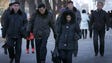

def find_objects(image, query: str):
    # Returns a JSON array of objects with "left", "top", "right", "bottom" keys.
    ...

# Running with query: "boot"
[
  {"left": 26, "top": 49, "right": 29, "bottom": 54},
  {"left": 32, "top": 48, "right": 35, "bottom": 53}
]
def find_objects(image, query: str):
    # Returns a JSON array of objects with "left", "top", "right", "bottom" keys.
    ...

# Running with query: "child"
[{"left": 26, "top": 32, "right": 35, "bottom": 54}]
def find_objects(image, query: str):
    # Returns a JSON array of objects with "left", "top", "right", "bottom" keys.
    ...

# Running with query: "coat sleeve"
[
  {"left": 1, "top": 10, "right": 7, "bottom": 27},
  {"left": 49, "top": 13, "right": 57, "bottom": 39},
  {"left": 90, "top": 12, "right": 94, "bottom": 30},
  {"left": 23, "top": 13, "right": 27, "bottom": 26},
  {"left": 104, "top": 11, "right": 110, "bottom": 30},
  {"left": 2, "top": 12, "right": 9, "bottom": 38},
  {"left": 21, "top": 12, "right": 28, "bottom": 38},
  {"left": 55, "top": 15, "right": 62, "bottom": 47},
  {"left": 74, "top": 22, "right": 81, "bottom": 40},
  {"left": 76, "top": 10, "right": 81, "bottom": 24}
]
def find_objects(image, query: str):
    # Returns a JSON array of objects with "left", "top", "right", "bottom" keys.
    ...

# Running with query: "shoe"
[
  {"left": 100, "top": 53, "right": 104, "bottom": 57},
  {"left": 32, "top": 48, "right": 35, "bottom": 53},
  {"left": 95, "top": 53, "right": 98, "bottom": 56},
  {"left": 4, "top": 48, "right": 7, "bottom": 55},
  {"left": 74, "top": 54, "right": 77, "bottom": 57},
  {"left": 26, "top": 49, "right": 29, "bottom": 54}
]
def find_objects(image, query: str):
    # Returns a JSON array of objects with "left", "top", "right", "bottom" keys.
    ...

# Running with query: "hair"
[
  {"left": 36, "top": 9, "right": 48, "bottom": 16},
  {"left": 67, "top": 1, "right": 73, "bottom": 4},
  {"left": 38, "top": 3, "right": 46, "bottom": 8},
  {"left": 97, "top": 1, "right": 104, "bottom": 6},
  {"left": 60, "top": 10, "right": 76, "bottom": 25},
  {"left": 82, "top": 9, "right": 86, "bottom": 13},
  {"left": 9, "top": 3, "right": 13, "bottom": 6},
  {"left": 36, "top": 3, "right": 49, "bottom": 16},
  {"left": 12, "top": 2, "right": 20, "bottom": 5}
]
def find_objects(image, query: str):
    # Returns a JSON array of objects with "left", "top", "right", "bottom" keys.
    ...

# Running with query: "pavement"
[{"left": 0, "top": 29, "right": 112, "bottom": 63}]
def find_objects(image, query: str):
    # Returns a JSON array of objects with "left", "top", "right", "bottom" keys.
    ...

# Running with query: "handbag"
[
  {"left": 51, "top": 47, "right": 61, "bottom": 63},
  {"left": 26, "top": 33, "right": 34, "bottom": 40}
]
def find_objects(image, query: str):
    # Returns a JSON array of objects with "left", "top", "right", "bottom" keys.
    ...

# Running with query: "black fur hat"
[{"left": 12, "top": 2, "right": 20, "bottom": 5}]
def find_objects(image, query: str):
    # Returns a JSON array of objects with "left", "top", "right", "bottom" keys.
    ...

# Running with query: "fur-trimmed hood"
[
  {"left": 66, "top": 7, "right": 77, "bottom": 12},
  {"left": 10, "top": 9, "right": 23, "bottom": 15},
  {"left": 60, "top": 10, "right": 76, "bottom": 25}
]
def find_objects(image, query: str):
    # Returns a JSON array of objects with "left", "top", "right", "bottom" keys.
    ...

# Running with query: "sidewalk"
[{"left": 0, "top": 30, "right": 112, "bottom": 63}]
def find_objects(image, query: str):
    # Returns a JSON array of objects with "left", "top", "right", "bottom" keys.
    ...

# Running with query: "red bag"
[{"left": 26, "top": 33, "right": 34, "bottom": 40}]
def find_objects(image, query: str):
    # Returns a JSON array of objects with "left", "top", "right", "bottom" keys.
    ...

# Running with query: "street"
[{"left": 0, "top": 30, "right": 112, "bottom": 63}]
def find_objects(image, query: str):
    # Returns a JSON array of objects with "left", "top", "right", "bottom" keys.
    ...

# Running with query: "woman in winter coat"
[
  {"left": 56, "top": 10, "right": 81, "bottom": 63},
  {"left": 80, "top": 9, "right": 90, "bottom": 39}
]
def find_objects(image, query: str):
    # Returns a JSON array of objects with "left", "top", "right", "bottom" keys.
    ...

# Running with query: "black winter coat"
[
  {"left": 57, "top": 22, "right": 81, "bottom": 50},
  {"left": 28, "top": 10, "right": 56, "bottom": 39},
  {"left": 90, "top": 9, "right": 109, "bottom": 31},
  {"left": 3, "top": 9, "right": 27, "bottom": 38}
]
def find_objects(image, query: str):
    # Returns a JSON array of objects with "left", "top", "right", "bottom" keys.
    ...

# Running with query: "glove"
[
  {"left": 106, "top": 27, "right": 109, "bottom": 31},
  {"left": 74, "top": 33, "right": 81, "bottom": 40},
  {"left": 1, "top": 28, "right": 6, "bottom": 38},
  {"left": 54, "top": 33, "right": 57, "bottom": 40}
]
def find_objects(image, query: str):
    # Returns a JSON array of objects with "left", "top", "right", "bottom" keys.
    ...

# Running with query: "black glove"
[
  {"left": 106, "top": 27, "right": 109, "bottom": 31},
  {"left": 1, "top": 28, "right": 6, "bottom": 38},
  {"left": 74, "top": 33, "right": 81, "bottom": 40},
  {"left": 54, "top": 33, "right": 57, "bottom": 40}
]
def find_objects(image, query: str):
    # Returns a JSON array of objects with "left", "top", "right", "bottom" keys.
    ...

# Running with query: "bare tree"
[
  {"left": 45, "top": 0, "right": 51, "bottom": 10},
  {"left": 19, "top": 0, "right": 25, "bottom": 11},
  {"left": 15, "top": 0, "right": 25, "bottom": 11},
  {"left": 26, "top": 0, "right": 36, "bottom": 15},
  {"left": 37, "top": 0, "right": 42, "bottom": 5},
  {"left": 57, "top": 0, "right": 63, "bottom": 13}
]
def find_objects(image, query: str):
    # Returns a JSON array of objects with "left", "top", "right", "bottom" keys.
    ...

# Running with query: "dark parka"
[
  {"left": 28, "top": 9, "right": 56, "bottom": 39},
  {"left": 56, "top": 11, "right": 81, "bottom": 50},
  {"left": 2, "top": 9, "right": 27, "bottom": 38},
  {"left": 1, "top": 8, "right": 11, "bottom": 27},
  {"left": 90, "top": 9, "right": 109, "bottom": 31},
  {"left": 1, "top": 8, "right": 11, "bottom": 38}
]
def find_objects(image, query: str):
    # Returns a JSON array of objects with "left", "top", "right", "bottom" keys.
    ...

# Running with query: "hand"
[
  {"left": 54, "top": 34, "right": 57, "bottom": 39},
  {"left": 106, "top": 27, "right": 109, "bottom": 31},
  {"left": 74, "top": 33, "right": 81, "bottom": 40}
]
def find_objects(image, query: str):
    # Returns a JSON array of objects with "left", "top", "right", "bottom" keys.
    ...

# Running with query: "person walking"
[
  {"left": 65, "top": 1, "right": 81, "bottom": 57},
  {"left": 26, "top": 32, "right": 35, "bottom": 54},
  {"left": 56, "top": 10, "right": 81, "bottom": 63},
  {"left": 2, "top": 2, "right": 27, "bottom": 63},
  {"left": 27, "top": 3, "right": 56, "bottom": 63},
  {"left": 90, "top": 2, "right": 109, "bottom": 56},
  {"left": 1, "top": 3, "right": 14, "bottom": 55},
  {"left": 80, "top": 9, "right": 89, "bottom": 39}
]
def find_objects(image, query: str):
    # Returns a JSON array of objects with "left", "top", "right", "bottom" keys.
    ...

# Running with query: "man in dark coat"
[
  {"left": 90, "top": 2, "right": 109, "bottom": 56},
  {"left": 2, "top": 2, "right": 27, "bottom": 63},
  {"left": 1, "top": 3, "right": 13, "bottom": 55},
  {"left": 28, "top": 3, "right": 56, "bottom": 63}
]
